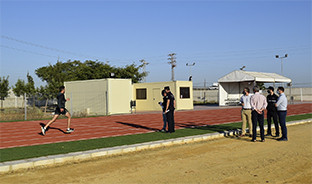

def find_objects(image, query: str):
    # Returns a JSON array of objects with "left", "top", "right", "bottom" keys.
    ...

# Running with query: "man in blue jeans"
[{"left": 275, "top": 86, "right": 288, "bottom": 141}]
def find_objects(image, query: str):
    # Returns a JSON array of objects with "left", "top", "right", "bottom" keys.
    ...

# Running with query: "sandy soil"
[{"left": 1, "top": 123, "right": 312, "bottom": 184}]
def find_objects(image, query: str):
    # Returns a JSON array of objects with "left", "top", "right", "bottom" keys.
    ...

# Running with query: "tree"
[
  {"left": 36, "top": 85, "right": 51, "bottom": 113},
  {"left": 26, "top": 72, "right": 35, "bottom": 96},
  {"left": 0, "top": 76, "right": 10, "bottom": 109},
  {"left": 256, "top": 82, "right": 266, "bottom": 90},
  {"left": 35, "top": 60, "right": 147, "bottom": 95},
  {"left": 12, "top": 79, "right": 27, "bottom": 98}
]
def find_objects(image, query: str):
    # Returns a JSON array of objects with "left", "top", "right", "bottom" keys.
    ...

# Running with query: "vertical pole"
[
  {"left": 281, "top": 58, "right": 283, "bottom": 76},
  {"left": 24, "top": 93, "right": 27, "bottom": 120},
  {"left": 289, "top": 84, "right": 292, "bottom": 104},
  {"left": 70, "top": 92, "right": 73, "bottom": 116},
  {"left": 300, "top": 88, "right": 303, "bottom": 102},
  {"left": 105, "top": 91, "right": 108, "bottom": 115},
  {"left": 171, "top": 65, "right": 174, "bottom": 81},
  {"left": 168, "top": 53, "right": 176, "bottom": 81}
]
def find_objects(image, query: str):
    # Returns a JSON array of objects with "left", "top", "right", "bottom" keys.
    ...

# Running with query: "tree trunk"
[{"left": 44, "top": 98, "right": 48, "bottom": 114}]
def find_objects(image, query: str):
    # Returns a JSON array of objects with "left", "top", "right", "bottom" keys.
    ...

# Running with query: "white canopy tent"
[{"left": 218, "top": 70, "right": 292, "bottom": 106}]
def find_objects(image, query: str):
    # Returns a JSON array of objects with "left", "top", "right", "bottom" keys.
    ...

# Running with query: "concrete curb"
[{"left": 1, "top": 118, "right": 311, "bottom": 174}]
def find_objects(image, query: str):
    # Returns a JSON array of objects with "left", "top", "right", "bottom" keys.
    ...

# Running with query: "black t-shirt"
[
  {"left": 57, "top": 92, "right": 66, "bottom": 109},
  {"left": 165, "top": 92, "right": 175, "bottom": 110},
  {"left": 162, "top": 96, "right": 167, "bottom": 112},
  {"left": 267, "top": 93, "right": 278, "bottom": 111}
]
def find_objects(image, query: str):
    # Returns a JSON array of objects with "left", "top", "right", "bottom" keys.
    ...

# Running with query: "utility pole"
[
  {"left": 168, "top": 53, "right": 177, "bottom": 81},
  {"left": 140, "top": 59, "right": 149, "bottom": 83}
]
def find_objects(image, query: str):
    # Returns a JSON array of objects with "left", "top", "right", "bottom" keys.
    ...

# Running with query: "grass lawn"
[{"left": 0, "top": 113, "right": 311, "bottom": 162}]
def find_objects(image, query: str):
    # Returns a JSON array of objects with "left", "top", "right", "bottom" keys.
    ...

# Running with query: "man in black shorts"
[{"left": 41, "top": 86, "right": 74, "bottom": 135}]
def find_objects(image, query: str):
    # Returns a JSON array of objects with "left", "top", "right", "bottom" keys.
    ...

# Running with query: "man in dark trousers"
[
  {"left": 159, "top": 89, "right": 168, "bottom": 132},
  {"left": 41, "top": 86, "right": 74, "bottom": 135},
  {"left": 275, "top": 86, "right": 288, "bottom": 141},
  {"left": 250, "top": 86, "right": 267, "bottom": 142},
  {"left": 164, "top": 86, "right": 176, "bottom": 133},
  {"left": 266, "top": 86, "right": 279, "bottom": 137}
]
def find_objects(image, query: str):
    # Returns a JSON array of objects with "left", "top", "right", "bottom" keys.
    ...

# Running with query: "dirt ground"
[{"left": 1, "top": 123, "right": 312, "bottom": 184}]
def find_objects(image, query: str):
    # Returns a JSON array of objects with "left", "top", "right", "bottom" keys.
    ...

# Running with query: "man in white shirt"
[
  {"left": 275, "top": 86, "right": 288, "bottom": 141},
  {"left": 240, "top": 87, "right": 253, "bottom": 137}
]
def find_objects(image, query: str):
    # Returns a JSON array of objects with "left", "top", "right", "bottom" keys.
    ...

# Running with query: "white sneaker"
[
  {"left": 66, "top": 128, "right": 74, "bottom": 133},
  {"left": 41, "top": 126, "right": 46, "bottom": 135}
]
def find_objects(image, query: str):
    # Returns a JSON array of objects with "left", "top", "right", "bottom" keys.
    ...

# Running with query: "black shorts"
[{"left": 55, "top": 107, "right": 68, "bottom": 115}]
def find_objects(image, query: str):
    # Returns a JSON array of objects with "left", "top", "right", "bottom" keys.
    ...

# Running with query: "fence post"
[
  {"left": 300, "top": 88, "right": 303, "bottom": 102},
  {"left": 24, "top": 93, "right": 27, "bottom": 120}
]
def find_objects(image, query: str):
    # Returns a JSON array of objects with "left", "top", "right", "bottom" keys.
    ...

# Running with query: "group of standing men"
[
  {"left": 240, "top": 86, "right": 288, "bottom": 142},
  {"left": 159, "top": 86, "right": 176, "bottom": 133}
]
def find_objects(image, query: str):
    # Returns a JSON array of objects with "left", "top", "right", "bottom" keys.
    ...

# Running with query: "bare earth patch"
[{"left": 1, "top": 123, "right": 312, "bottom": 184}]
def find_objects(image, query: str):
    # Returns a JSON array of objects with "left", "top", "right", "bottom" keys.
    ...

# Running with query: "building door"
[{"left": 152, "top": 88, "right": 162, "bottom": 110}]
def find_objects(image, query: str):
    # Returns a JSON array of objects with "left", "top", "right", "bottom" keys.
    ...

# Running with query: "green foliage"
[
  {"left": 35, "top": 60, "right": 147, "bottom": 95},
  {"left": 12, "top": 73, "right": 37, "bottom": 98},
  {"left": 0, "top": 76, "right": 10, "bottom": 108},
  {"left": 12, "top": 79, "right": 26, "bottom": 97},
  {"left": 256, "top": 82, "right": 266, "bottom": 90},
  {"left": 0, "top": 76, "right": 10, "bottom": 101},
  {"left": 26, "top": 72, "right": 35, "bottom": 96}
]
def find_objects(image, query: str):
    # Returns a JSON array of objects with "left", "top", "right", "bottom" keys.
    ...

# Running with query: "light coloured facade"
[
  {"left": 64, "top": 78, "right": 132, "bottom": 115},
  {"left": 133, "top": 81, "right": 193, "bottom": 111},
  {"left": 64, "top": 79, "right": 193, "bottom": 115}
]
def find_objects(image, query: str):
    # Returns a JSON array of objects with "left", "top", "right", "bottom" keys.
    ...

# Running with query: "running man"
[{"left": 41, "top": 86, "right": 74, "bottom": 135}]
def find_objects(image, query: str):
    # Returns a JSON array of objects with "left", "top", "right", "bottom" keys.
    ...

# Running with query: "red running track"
[{"left": 0, "top": 103, "right": 311, "bottom": 149}]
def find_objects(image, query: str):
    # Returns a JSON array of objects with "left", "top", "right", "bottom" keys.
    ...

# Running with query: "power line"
[{"left": 1, "top": 45, "right": 68, "bottom": 60}]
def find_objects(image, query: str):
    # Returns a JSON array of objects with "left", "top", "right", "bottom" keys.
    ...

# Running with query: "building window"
[
  {"left": 136, "top": 88, "right": 147, "bottom": 99},
  {"left": 180, "top": 87, "right": 190, "bottom": 99}
]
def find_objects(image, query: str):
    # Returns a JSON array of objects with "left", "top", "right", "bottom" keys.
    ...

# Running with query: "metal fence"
[{"left": 1, "top": 86, "right": 311, "bottom": 122}]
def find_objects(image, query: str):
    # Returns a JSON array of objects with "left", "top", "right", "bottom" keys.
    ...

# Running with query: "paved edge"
[{"left": 1, "top": 118, "right": 311, "bottom": 174}]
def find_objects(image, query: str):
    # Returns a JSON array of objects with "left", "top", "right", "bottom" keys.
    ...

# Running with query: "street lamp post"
[
  {"left": 275, "top": 54, "right": 288, "bottom": 76},
  {"left": 186, "top": 62, "right": 195, "bottom": 81}
]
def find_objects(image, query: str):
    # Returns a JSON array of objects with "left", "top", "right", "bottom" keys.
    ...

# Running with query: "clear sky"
[{"left": 1, "top": 0, "right": 311, "bottom": 88}]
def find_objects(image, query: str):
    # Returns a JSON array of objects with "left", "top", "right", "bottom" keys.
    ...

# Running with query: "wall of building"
[
  {"left": 195, "top": 87, "right": 312, "bottom": 106},
  {"left": 107, "top": 79, "right": 132, "bottom": 115},
  {"left": 175, "top": 81, "right": 194, "bottom": 110},
  {"left": 65, "top": 79, "right": 108, "bottom": 116},
  {"left": 133, "top": 81, "right": 175, "bottom": 111},
  {"left": 2, "top": 89, "right": 24, "bottom": 108},
  {"left": 133, "top": 81, "right": 193, "bottom": 111}
]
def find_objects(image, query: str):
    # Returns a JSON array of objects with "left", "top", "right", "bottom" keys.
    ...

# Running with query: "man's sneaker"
[
  {"left": 66, "top": 128, "right": 74, "bottom": 133},
  {"left": 41, "top": 126, "right": 46, "bottom": 135}
]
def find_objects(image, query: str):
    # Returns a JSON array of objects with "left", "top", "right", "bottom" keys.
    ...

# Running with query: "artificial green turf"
[{"left": 0, "top": 113, "right": 311, "bottom": 162}]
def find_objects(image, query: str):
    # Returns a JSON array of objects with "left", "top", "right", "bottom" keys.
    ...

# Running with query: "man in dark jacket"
[
  {"left": 41, "top": 86, "right": 74, "bottom": 135},
  {"left": 164, "top": 86, "right": 176, "bottom": 133},
  {"left": 159, "top": 89, "right": 168, "bottom": 132},
  {"left": 266, "top": 86, "right": 279, "bottom": 137}
]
